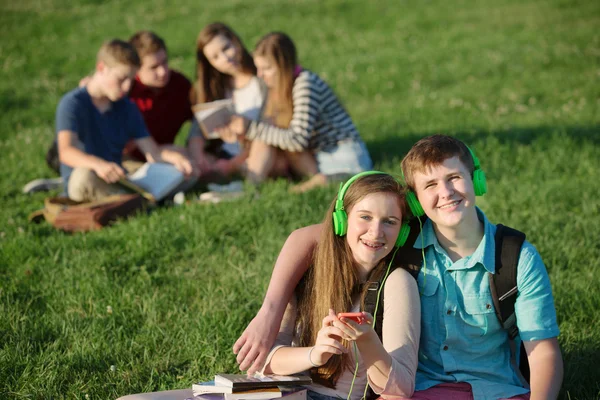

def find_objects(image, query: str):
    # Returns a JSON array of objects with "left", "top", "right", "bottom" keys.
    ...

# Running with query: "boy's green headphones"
[
  {"left": 332, "top": 171, "right": 411, "bottom": 248},
  {"left": 405, "top": 146, "right": 487, "bottom": 217}
]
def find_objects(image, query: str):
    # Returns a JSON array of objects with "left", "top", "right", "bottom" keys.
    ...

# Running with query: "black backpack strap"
[
  {"left": 490, "top": 223, "right": 529, "bottom": 386},
  {"left": 364, "top": 218, "right": 424, "bottom": 339}
]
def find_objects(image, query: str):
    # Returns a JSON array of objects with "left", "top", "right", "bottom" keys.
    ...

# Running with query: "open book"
[
  {"left": 119, "top": 162, "right": 184, "bottom": 202},
  {"left": 193, "top": 99, "right": 235, "bottom": 139}
]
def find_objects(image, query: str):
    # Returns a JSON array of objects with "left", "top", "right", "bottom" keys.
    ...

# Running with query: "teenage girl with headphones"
[{"left": 260, "top": 172, "right": 419, "bottom": 400}]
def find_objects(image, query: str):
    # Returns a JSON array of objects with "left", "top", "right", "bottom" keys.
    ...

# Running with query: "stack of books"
[{"left": 192, "top": 374, "right": 311, "bottom": 400}]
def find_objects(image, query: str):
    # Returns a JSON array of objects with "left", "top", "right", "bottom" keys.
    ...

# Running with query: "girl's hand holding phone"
[
  {"left": 335, "top": 311, "right": 376, "bottom": 343},
  {"left": 310, "top": 310, "right": 348, "bottom": 367}
]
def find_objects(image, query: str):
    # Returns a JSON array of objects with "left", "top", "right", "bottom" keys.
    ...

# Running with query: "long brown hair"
[
  {"left": 295, "top": 173, "right": 407, "bottom": 387},
  {"left": 254, "top": 32, "right": 296, "bottom": 127},
  {"left": 192, "top": 22, "right": 256, "bottom": 104}
]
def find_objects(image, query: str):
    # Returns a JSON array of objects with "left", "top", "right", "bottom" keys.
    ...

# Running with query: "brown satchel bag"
[{"left": 29, "top": 194, "right": 147, "bottom": 232}]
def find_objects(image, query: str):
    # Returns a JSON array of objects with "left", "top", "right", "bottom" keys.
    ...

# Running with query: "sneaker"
[
  {"left": 22, "top": 177, "right": 63, "bottom": 194},
  {"left": 197, "top": 190, "right": 245, "bottom": 204}
]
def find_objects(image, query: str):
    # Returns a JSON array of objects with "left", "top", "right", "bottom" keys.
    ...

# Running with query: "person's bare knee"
[{"left": 246, "top": 140, "right": 278, "bottom": 183}]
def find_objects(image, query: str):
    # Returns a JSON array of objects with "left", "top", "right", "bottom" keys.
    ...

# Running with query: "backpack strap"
[
  {"left": 364, "top": 218, "right": 424, "bottom": 339},
  {"left": 489, "top": 223, "right": 530, "bottom": 386}
]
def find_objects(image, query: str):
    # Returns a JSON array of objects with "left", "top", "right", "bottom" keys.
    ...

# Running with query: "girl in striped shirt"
[{"left": 219, "top": 32, "right": 373, "bottom": 191}]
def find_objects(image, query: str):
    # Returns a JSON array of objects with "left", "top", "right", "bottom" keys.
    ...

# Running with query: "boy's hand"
[
  {"left": 173, "top": 154, "right": 195, "bottom": 177},
  {"left": 162, "top": 152, "right": 196, "bottom": 178},
  {"left": 310, "top": 310, "right": 347, "bottom": 367},
  {"left": 93, "top": 160, "right": 125, "bottom": 183},
  {"left": 335, "top": 312, "right": 376, "bottom": 343},
  {"left": 233, "top": 309, "right": 281, "bottom": 375}
]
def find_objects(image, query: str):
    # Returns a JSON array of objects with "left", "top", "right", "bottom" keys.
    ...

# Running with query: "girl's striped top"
[{"left": 246, "top": 70, "right": 362, "bottom": 152}]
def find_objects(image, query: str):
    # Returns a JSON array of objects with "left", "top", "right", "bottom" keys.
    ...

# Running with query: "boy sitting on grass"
[
  {"left": 234, "top": 135, "right": 563, "bottom": 400},
  {"left": 56, "top": 39, "right": 195, "bottom": 202}
]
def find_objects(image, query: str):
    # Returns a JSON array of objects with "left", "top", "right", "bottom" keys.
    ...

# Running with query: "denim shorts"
[{"left": 316, "top": 139, "right": 373, "bottom": 177}]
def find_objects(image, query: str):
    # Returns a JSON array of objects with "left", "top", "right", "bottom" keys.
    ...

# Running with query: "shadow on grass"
[
  {"left": 367, "top": 124, "right": 600, "bottom": 166},
  {"left": 561, "top": 342, "right": 600, "bottom": 399}
]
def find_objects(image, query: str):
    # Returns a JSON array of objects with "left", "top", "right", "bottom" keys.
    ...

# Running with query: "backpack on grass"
[
  {"left": 28, "top": 193, "right": 147, "bottom": 232},
  {"left": 363, "top": 220, "right": 529, "bottom": 388}
]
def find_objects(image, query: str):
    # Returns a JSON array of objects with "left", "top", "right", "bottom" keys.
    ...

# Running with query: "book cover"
[
  {"left": 192, "top": 99, "right": 235, "bottom": 140},
  {"left": 119, "top": 162, "right": 185, "bottom": 202},
  {"left": 192, "top": 386, "right": 306, "bottom": 400},
  {"left": 213, "top": 374, "right": 312, "bottom": 390}
]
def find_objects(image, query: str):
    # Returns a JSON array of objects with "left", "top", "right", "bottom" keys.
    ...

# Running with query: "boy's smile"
[{"left": 413, "top": 156, "right": 477, "bottom": 230}]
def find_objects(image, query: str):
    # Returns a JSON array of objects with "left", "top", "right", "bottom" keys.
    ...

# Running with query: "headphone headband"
[{"left": 335, "top": 170, "right": 386, "bottom": 212}]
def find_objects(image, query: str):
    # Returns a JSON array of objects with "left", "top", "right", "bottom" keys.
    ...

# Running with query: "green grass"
[{"left": 1, "top": 0, "right": 599, "bottom": 398}]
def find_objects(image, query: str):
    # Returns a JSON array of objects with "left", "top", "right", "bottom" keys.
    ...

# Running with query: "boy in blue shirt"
[
  {"left": 233, "top": 135, "right": 563, "bottom": 400},
  {"left": 56, "top": 39, "right": 195, "bottom": 201}
]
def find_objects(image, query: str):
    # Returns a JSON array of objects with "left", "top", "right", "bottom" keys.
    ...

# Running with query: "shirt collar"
[{"left": 412, "top": 207, "right": 497, "bottom": 273}]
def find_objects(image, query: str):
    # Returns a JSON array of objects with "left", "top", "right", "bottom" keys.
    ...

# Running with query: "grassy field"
[{"left": 1, "top": 0, "right": 599, "bottom": 398}]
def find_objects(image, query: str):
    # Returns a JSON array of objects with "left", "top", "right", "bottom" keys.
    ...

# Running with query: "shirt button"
[
  {"left": 486, "top": 303, "right": 492, "bottom": 309},
  {"left": 443, "top": 345, "right": 449, "bottom": 351},
  {"left": 446, "top": 309, "right": 452, "bottom": 315}
]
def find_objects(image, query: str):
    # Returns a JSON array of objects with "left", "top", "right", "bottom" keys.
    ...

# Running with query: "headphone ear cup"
[
  {"left": 472, "top": 169, "right": 487, "bottom": 196},
  {"left": 332, "top": 209, "right": 348, "bottom": 236},
  {"left": 395, "top": 223, "right": 411, "bottom": 247},
  {"left": 406, "top": 191, "right": 425, "bottom": 217}
]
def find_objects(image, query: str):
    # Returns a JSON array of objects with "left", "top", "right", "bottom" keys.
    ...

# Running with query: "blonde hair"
[
  {"left": 295, "top": 173, "right": 407, "bottom": 387},
  {"left": 129, "top": 31, "right": 167, "bottom": 58},
  {"left": 254, "top": 32, "right": 296, "bottom": 128},
  {"left": 96, "top": 39, "right": 141, "bottom": 68},
  {"left": 192, "top": 22, "right": 256, "bottom": 104}
]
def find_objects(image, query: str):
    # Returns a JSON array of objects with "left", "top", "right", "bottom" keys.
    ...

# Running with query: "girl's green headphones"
[
  {"left": 332, "top": 171, "right": 411, "bottom": 247},
  {"left": 405, "top": 146, "right": 487, "bottom": 217}
]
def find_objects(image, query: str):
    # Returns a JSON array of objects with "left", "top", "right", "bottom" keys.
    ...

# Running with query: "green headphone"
[
  {"left": 332, "top": 171, "right": 411, "bottom": 248},
  {"left": 405, "top": 146, "right": 487, "bottom": 217}
]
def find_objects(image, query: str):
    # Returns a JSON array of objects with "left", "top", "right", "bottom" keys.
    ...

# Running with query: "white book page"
[{"left": 126, "top": 162, "right": 185, "bottom": 201}]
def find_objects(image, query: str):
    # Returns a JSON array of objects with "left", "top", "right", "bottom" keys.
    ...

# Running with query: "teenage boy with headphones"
[{"left": 234, "top": 135, "right": 563, "bottom": 400}]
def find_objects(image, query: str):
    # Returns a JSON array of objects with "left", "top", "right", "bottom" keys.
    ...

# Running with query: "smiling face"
[
  {"left": 345, "top": 192, "right": 403, "bottom": 275},
  {"left": 203, "top": 34, "right": 240, "bottom": 75},
  {"left": 254, "top": 55, "right": 279, "bottom": 88},
  {"left": 412, "top": 155, "right": 477, "bottom": 230},
  {"left": 137, "top": 49, "right": 170, "bottom": 88}
]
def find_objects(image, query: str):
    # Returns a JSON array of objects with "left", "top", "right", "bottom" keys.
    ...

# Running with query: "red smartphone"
[{"left": 337, "top": 312, "right": 365, "bottom": 324}]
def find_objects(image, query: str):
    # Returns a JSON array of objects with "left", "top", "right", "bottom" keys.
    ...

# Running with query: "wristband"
[{"left": 307, "top": 346, "right": 319, "bottom": 368}]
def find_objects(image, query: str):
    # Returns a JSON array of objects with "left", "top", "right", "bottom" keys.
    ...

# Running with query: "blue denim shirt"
[{"left": 414, "top": 208, "right": 560, "bottom": 400}]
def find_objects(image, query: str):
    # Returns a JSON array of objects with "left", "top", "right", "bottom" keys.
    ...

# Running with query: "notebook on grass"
[{"left": 119, "top": 162, "right": 184, "bottom": 202}]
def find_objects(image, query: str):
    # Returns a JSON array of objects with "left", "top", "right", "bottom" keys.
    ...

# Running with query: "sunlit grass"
[{"left": 1, "top": 0, "right": 599, "bottom": 399}]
